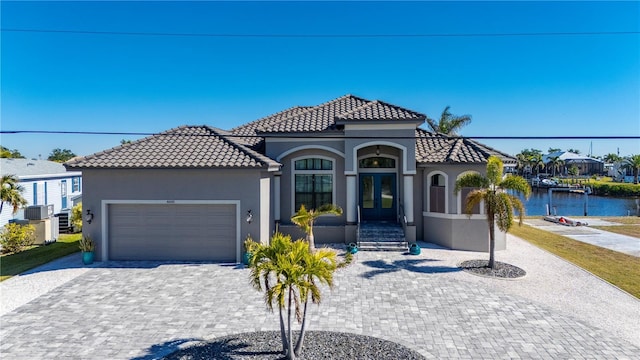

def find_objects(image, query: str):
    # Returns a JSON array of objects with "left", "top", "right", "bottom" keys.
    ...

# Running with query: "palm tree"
[
  {"left": 454, "top": 156, "right": 531, "bottom": 269},
  {"left": 603, "top": 153, "right": 622, "bottom": 164},
  {"left": 0, "top": 175, "right": 27, "bottom": 215},
  {"left": 247, "top": 232, "right": 339, "bottom": 359},
  {"left": 549, "top": 156, "right": 565, "bottom": 177},
  {"left": 515, "top": 153, "right": 529, "bottom": 176},
  {"left": 425, "top": 106, "right": 472, "bottom": 135},
  {"left": 530, "top": 154, "right": 545, "bottom": 175},
  {"left": 625, "top": 155, "right": 640, "bottom": 184},
  {"left": 291, "top": 204, "right": 342, "bottom": 250}
]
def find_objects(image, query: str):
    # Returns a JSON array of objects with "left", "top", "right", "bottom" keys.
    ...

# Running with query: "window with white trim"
[
  {"left": 293, "top": 158, "right": 333, "bottom": 211},
  {"left": 72, "top": 177, "right": 81, "bottom": 192}
]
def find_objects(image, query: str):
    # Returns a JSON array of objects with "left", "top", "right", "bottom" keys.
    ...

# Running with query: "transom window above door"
[
  {"left": 359, "top": 157, "right": 395, "bottom": 168},
  {"left": 295, "top": 158, "right": 332, "bottom": 170}
]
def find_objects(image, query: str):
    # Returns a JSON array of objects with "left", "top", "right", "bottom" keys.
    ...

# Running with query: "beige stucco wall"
[{"left": 81, "top": 168, "right": 270, "bottom": 261}]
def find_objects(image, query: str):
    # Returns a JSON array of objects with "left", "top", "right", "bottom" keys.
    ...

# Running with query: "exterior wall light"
[
  {"left": 246, "top": 210, "right": 253, "bottom": 224},
  {"left": 85, "top": 209, "right": 94, "bottom": 224}
]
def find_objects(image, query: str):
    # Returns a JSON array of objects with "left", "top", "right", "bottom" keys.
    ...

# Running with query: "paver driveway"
[{"left": 1, "top": 237, "right": 639, "bottom": 359}]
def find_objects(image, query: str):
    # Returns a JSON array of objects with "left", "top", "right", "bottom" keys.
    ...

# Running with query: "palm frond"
[
  {"left": 454, "top": 173, "right": 489, "bottom": 193},
  {"left": 463, "top": 189, "right": 486, "bottom": 216},
  {"left": 499, "top": 175, "right": 531, "bottom": 198}
]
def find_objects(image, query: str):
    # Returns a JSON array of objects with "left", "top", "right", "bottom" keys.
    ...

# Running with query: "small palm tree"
[
  {"left": 0, "top": 175, "right": 27, "bottom": 215},
  {"left": 248, "top": 232, "right": 339, "bottom": 359},
  {"left": 455, "top": 156, "right": 531, "bottom": 269},
  {"left": 291, "top": 204, "right": 342, "bottom": 250},
  {"left": 426, "top": 106, "right": 472, "bottom": 135}
]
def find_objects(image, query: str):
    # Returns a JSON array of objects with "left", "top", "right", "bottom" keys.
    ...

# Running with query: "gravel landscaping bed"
[
  {"left": 459, "top": 259, "right": 526, "bottom": 279},
  {"left": 163, "top": 331, "right": 425, "bottom": 360}
]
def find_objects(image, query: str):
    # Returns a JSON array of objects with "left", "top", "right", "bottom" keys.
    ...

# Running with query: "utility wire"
[
  {"left": 2, "top": 28, "right": 638, "bottom": 38},
  {"left": 1, "top": 130, "right": 638, "bottom": 140}
]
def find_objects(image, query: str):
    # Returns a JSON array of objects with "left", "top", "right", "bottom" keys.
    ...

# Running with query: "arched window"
[
  {"left": 428, "top": 172, "right": 447, "bottom": 213},
  {"left": 293, "top": 157, "right": 334, "bottom": 211}
]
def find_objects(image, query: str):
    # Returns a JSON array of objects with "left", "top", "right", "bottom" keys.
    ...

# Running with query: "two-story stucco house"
[{"left": 65, "top": 95, "right": 515, "bottom": 262}]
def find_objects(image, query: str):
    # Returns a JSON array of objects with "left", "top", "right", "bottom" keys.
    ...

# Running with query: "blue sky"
[{"left": 2, "top": 1, "right": 639, "bottom": 160}]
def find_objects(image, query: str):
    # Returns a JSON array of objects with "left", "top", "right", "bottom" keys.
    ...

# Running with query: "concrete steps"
[{"left": 357, "top": 222, "right": 408, "bottom": 252}]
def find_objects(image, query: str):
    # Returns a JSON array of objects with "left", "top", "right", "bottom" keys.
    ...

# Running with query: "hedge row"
[{"left": 589, "top": 183, "right": 640, "bottom": 197}]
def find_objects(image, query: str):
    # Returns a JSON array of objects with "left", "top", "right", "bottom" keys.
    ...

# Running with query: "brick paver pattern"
[{"left": 1, "top": 251, "right": 638, "bottom": 359}]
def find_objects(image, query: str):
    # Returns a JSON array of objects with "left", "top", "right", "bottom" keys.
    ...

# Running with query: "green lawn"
[
  {"left": 0, "top": 233, "right": 81, "bottom": 282},
  {"left": 511, "top": 224, "right": 640, "bottom": 299}
]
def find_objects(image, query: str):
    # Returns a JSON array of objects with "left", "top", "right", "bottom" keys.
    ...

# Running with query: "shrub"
[
  {"left": 71, "top": 203, "right": 82, "bottom": 232},
  {"left": 590, "top": 183, "right": 640, "bottom": 197},
  {"left": 0, "top": 223, "right": 36, "bottom": 254}
]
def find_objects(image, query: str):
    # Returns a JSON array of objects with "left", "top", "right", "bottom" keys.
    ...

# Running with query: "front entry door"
[{"left": 360, "top": 173, "right": 396, "bottom": 221}]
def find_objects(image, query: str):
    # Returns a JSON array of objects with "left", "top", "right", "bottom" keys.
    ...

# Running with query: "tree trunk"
[
  {"left": 287, "top": 287, "right": 295, "bottom": 359},
  {"left": 294, "top": 297, "right": 309, "bottom": 356},
  {"left": 635, "top": 167, "right": 639, "bottom": 185},
  {"left": 307, "top": 226, "right": 315, "bottom": 251},
  {"left": 279, "top": 306, "right": 288, "bottom": 355},
  {"left": 488, "top": 214, "right": 496, "bottom": 269}
]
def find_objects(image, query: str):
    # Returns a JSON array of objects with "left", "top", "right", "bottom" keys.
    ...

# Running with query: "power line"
[
  {"left": 1, "top": 130, "right": 638, "bottom": 140},
  {"left": 2, "top": 28, "right": 638, "bottom": 38}
]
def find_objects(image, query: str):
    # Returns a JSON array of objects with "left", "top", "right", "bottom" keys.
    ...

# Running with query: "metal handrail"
[{"left": 398, "top": 203, "right": 408, "bottom": 227}]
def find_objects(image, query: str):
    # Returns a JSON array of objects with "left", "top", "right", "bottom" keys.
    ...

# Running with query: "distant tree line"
[{"left": 0, "top": 146, "right": 77, "bottom": 163}]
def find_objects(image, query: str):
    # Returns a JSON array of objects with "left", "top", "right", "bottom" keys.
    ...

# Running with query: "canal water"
[{"left": 521, "top": 189, "right": 639, "bottom": 217}]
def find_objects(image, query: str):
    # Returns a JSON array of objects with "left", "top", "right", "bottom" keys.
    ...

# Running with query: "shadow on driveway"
[{"left": 360, "top": 258, "right": 460, "bottom": 279}]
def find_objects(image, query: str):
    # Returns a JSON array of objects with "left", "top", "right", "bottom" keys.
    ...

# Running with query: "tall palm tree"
[
  {"left": 625, "top": 154, "right": 640, "bottom": 184},
  {"left": 291, "top": 204, "right": 342, "bottom": 250},
  {"left": 530, "top": 154, "right": 545, "bottom": 175},
  {"left": 515, "top": 153, "right": 529, "bottom": 176},
  {"left": 248, "top": 232, "right": 339, "bottom": 359},
  {"left": 0, "top": 175, "right": 27, "bottom": 215},
  {"left": 426, "top": 106, "right": 472, "bottom": 135},
  {"left": 549, "top": 156, "right": 565, "bottom": 177},
  {"left": 455, "top": 156, "right": 531, "bottom": 269}
]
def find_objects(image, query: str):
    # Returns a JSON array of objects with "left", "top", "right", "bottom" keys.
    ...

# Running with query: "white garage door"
[{"left": 108, "top": 203, "right": 237, "bottom": 262}]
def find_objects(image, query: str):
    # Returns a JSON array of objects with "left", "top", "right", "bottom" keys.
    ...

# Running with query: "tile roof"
[
  {"left": 335, "top": 100, "right": 425, "bottom": 122},
  {"left": 256, "top": 94, "right": 370, "bottom": 133},
  {"left": 65, "top": 95, "right": 514, "bottom": 170},
  {"left": 415, "top": 129, "right": 515, "bottom": 165},
  {"left": 230, "top": 105, "right": 312, "bottom": 148},
  {"left": 233, "top": 94, "right": 425, "bottom": 136},
  {"left": 64, "top": 126, "right": 280, "bottom": 170}
]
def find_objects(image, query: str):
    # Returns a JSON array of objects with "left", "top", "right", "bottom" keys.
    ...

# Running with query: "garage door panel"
[{"left": 109, "top": 203, "right": 237, "bottom": 262}]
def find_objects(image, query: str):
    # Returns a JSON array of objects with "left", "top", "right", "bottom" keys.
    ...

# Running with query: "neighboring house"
[
  {"left": 0, "top": 159, "right": 82, "bottom": 227},
  {"left": 543, "top": 151, "right": 604, "bottom": 176},
  {"left": 65, "top": 94, "right": 515, "bottom": 262}
]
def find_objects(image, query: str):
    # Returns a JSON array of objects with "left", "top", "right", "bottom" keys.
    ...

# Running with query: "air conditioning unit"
[{"left": 25, "top": 205, "right": 54, "bottom": 220}]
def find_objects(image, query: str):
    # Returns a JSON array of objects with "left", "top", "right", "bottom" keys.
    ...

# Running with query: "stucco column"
[
  {"left": 346, "top": 174, "right": 357, "bottom": 224},
  {"left": 274, "top": 174, "right": 281, "bottom": 222},
  {"left": 403, "top": 175, "right": 414, "bottom": 224}
]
